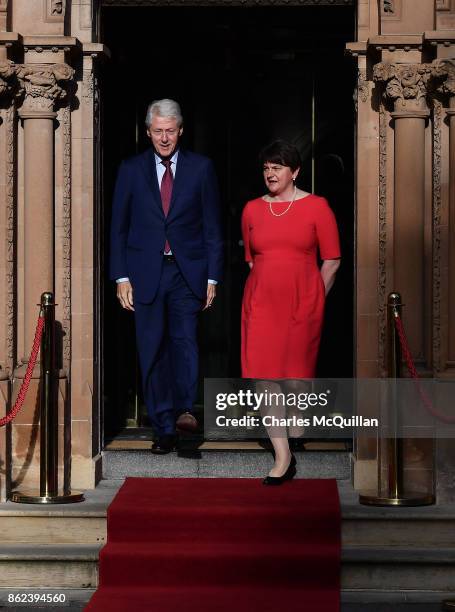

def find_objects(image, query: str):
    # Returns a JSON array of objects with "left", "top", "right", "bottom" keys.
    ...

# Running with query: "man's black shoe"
[{"left": 151, "top": 435, "right": 177, "bottom": 454}]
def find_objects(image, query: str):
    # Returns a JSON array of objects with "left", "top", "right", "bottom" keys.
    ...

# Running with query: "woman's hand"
[{"left": 320, "top": 259, "right": 340, "bottom": 296}]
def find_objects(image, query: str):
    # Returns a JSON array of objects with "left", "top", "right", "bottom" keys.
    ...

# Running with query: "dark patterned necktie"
[{"left": 160, "top": 159, "right": 173, "bottom": 253}]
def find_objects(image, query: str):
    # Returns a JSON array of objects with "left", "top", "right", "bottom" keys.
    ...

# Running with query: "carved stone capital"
[
  {"left": 0, "top": 60, "right": 21, "bottom": 100},
  {"left": 373, "top": 61, "right": 448, "bottom": 112},
  {"left": 434, "top": 59, "right": 455, "bottom": 99},
  {"left": 16, "top": 63, "right": 75, "bottom": 115}
]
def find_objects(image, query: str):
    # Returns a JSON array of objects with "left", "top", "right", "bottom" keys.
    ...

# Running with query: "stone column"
[
  {"left": 373, "top": 62, "right": 445, "bottom": 368},
  {"left": 16, "top": 64, "right": 74, "bottom": 360},
  {"left": 10, "top": 63, "right": 74, "bottom": 492},
  {"left": 373, "top": 61, "right": 447, "bottom": 496}
]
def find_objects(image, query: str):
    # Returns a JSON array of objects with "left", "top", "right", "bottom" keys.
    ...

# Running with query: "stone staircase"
[{"left": 0, "top": 450, "right": 453, "bottom": 610}]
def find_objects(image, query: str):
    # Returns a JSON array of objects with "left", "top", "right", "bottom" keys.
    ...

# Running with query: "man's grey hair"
[{"left": 145, "top": 99, "right": 183, "bottom": 128}]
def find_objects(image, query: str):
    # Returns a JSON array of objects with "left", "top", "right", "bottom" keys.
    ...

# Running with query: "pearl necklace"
[{"left": 268, "top": 186, "right": 297, "bottom": 217}]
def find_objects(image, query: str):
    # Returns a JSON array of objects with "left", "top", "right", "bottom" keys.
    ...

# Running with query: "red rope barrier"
[
  {"left": 0, "top": 314, "right": 45, "bottom": 428},
  {"left": 394, "top": 314, "right": 455, "bottom": 424}
]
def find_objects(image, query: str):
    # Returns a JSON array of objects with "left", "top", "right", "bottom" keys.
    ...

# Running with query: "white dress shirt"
[{"left": 117, "top": 150, "right": 216, "bottom": 285}]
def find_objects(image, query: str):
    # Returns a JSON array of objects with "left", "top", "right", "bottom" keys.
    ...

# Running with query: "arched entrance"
[{"left": 99, "top": 3, "right": 356, "bottom": 439}]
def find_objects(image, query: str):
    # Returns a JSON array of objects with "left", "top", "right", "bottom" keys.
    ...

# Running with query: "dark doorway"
[{"left": 100, "top": 5, "right": 356, "bottom": 438}]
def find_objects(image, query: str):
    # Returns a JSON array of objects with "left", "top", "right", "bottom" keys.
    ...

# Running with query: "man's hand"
[
  {"left": 202, "top": 283, "right": 216, "bottom": 310},
  {"left": 117, "top": 280, "right": 134, "bottom": 311}
]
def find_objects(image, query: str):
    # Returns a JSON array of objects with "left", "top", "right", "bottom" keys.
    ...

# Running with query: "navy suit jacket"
[{"left": 109, "top": 148, "right": 224, "bottom": 304}]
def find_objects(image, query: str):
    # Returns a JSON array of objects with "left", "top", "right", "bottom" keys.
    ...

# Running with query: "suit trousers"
[{"left": 134, "top": 260, "right": 202, "bottom": 436}]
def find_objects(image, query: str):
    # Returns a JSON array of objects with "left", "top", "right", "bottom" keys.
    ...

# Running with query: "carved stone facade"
[
  {"left": 0, "top": 55, "right": 78, "bottom": 498},
  {"left": 368, "top": 57, "right": 454, "bottom": 373},
  {"left": 433, "top": 98, "right": 443, "bottom": 373},
  {"left": 382, "top": 0, "right": 395, "bottom": 14},
  {"left": 51, "top": 0, "right": 64, "bottom": 15},
  {"left": 45, "top": 0, "right": 66, "bottom": 23},
  {"left": 355, "top": 68, "right": 369, "bottom": 111},
  {"left": 0, "top": 66, "right": 18, "bottom": 377},
  {"left": 0, "top": 0, "right": 454, "bottom": 503},
  {"left": 5, "top": 106, "right": 15, "bottom": 368},
  {"left": 345, "top": 2, "right": 455, "bottom": 495},
  {"left": 373, "top": 61, "right": 448, "bottom": 110},
  {"left": 377, "top": 103, "right": 387, "bottom": 376},
  {"left": 436, "top": 58, "right": 455, "bottom": 96},
  {"left": 61, "top": 104, "right": 71, "bottom": 368},
  {"left": 16, "top": 63, "right": 74, "bottom": 113},
  {"left": 0, "top": 61, "right": 20, "bottom": 99},
  {"left": 381, "top": 0, "right": 402, "bottom": 21}
]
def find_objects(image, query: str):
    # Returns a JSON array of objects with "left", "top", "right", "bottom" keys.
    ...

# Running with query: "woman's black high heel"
[{"left": 263, "top": 454, "right": 296, "bottom": 486}]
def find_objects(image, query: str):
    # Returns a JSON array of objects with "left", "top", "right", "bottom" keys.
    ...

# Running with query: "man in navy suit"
[{"left": 110, "top": 99, "right": 223, "bottom": 453}]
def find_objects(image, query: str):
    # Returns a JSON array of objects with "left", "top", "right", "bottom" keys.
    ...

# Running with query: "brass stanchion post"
[
  {"left": 11, "top": 293, "right": 84, "bottom": 504},
  {"left": 40, "top": 291, "right": 57, "bottom": 498},
  {"left": 359, "top": 292, "right": 434, "bottom": 506}
]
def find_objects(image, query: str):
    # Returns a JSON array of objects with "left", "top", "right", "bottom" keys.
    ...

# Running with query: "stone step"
[
  {"left": 344, "top": 545, "right": 455, "bottom": 594},
  {"left": 342, "top": 546, "right": 455, "bottom": 591},
  {"left": 1, "top": 509, "right": 453, "bottom": 548},
  {"left": 105, "top": 438, "right": 349, "bottom": 451},
  {"left": 342, "top": 598, "right": 450, "bottom": 611},
  {"left": 1, "top": 480, "right": 454, "bottom": 549},
  {"left": 0, "top": 589, "right": 95, "bottom": 611},
  {"left": 0, "top": 588, "right": 452, "bottom": 611},
  {"left": 0, "top": 481, "right": 118, "bottom": 545},
  {"left": 343, "top": 516, "right": 455, "bottom": 547},
  {"left": 102, "top": 449, "right": 351, "bottom": 480},
  {"left": 1, "top": 480, "right": 455, "bottom": 597},
  {"left": 0, "top": 542, "right": 454, "bottom": 593},
  {"left": 0, "top": 515, "right": 106, "bottom": 545},
  {"left": 341, "top": 480, "right": 455, "bottom": 547},
  {"left": 0, "top": 544, "right": 100, "bottom": 589}
]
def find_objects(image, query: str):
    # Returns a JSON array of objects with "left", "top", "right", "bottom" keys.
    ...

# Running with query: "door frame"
[{"left": 95, "top": 0, "right": 359, "bottom": 444}]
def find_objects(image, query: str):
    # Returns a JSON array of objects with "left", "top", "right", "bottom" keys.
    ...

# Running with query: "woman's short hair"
[
  {"left": 145, "top": 99, "right": 183, "bottom": 128},
  {"left": 259, "top": 140, "right": 302, "bottom": 172}
]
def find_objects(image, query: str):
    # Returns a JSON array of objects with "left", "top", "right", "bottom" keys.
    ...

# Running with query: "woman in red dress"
[{"left": 241, "top": 140, "right": 341, "bottom": 484}]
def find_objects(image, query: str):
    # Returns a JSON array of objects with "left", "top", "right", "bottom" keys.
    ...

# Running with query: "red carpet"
[{"left": 85, "top": 477, "right": 340, "bottom": 611}]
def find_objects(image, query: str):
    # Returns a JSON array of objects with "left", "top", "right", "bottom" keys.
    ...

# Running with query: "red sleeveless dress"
[{"left": 241, "top": 195, "right": 340, "bottom": 378}]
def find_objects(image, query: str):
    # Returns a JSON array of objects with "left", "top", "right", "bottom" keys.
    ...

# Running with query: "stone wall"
[
  {"left": 0, "top": 1, "right": 104, "bottom": 501},
  {"left": 350, "top": 0, "right": 455, "bottom": 497},
  {"left": 0, "top": 0, "right": 454, "bottom": 502}
]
